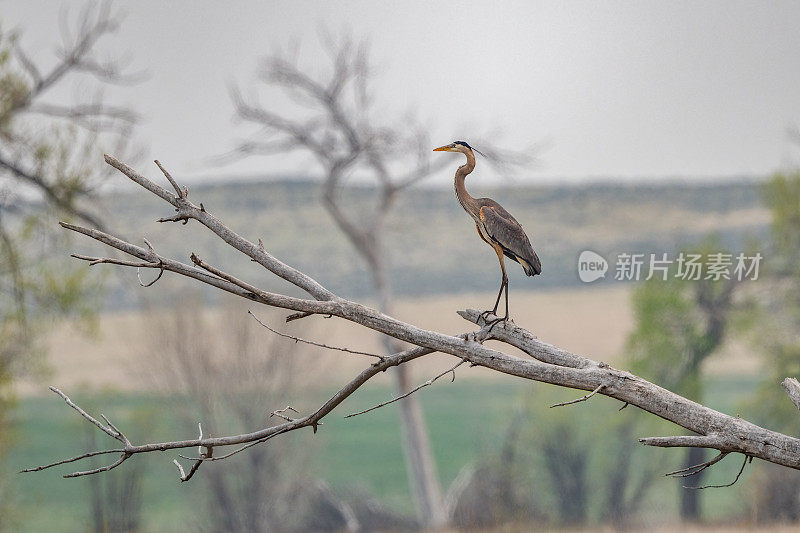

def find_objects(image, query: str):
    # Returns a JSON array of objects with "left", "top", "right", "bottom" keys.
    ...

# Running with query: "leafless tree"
[
  {"left": 22, "top": 156, "right": 800, "bottom": 514},
  {"left": 85, "top": 421, "right": 144, "bottom": 533},
  {"left": 0, "top": 1, "right": 140, "bottom": 382},
  {"left": 143, "top": 296, "right": 321, "bottom": 531},
  {"left": 1, "top": 2, "right": 140, "bottom": 227},
  {"left": 0, "top": 7, "right": 140, "bottom": 517},
  {"left": 227, "top": 37, "right": 529, "bottom": 526},
  {"left": 229, "top": 36, "right": 456, "bottom": 526}
]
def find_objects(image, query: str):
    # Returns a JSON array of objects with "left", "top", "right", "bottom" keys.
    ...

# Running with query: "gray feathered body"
[{"left": 473, "top": 198, "right": 542, "bottom": 277}]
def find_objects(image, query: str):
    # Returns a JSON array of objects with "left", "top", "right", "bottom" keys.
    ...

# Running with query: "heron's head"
[
  {"left": 433, "top": 141, "right": 486, "bottom": 157},
  {"left": 433, "top": 141, "right": 482, "bottom": 156}
]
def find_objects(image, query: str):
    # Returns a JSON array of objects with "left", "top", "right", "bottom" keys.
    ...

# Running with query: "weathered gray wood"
[
  {"left": 105, "top": 155, "right": 337, "bottom": 302},
  {"left": 783, "top": 377, "right": 800, "bottom": 411}
]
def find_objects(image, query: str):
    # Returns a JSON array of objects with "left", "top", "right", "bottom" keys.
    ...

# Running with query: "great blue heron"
[{"left": 434, "top": 141, "right": 541, "bottom": 327}]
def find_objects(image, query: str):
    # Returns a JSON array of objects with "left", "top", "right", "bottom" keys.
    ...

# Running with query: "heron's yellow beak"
[{"left": 433, "top": 145, "right": 453, "bottom": 152}]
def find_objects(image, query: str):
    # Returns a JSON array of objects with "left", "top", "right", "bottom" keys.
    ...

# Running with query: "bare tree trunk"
[
  {"left": 680, "top": 445, "right": 705, "bottom": 520},
  {"left": 678, "top": 275, "right": 736, "bottom": 522},
  {"left": 373, "top": 251, "right": 446, "bottom": 527}
]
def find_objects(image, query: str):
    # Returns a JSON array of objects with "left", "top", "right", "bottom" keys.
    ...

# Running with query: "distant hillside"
[{"left": 87, "top": 178, "right": 768, "bottom": 310}]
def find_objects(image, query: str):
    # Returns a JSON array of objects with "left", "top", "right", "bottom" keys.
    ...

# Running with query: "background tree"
[
  {"left": 626, "top": 245, "right": 741, "bottom": 521},
  {"left": 0, "top": 3, "right": 138, "bottom": 523},
  {"left": 144, "top": 295, "right": 419, "bottom": 531},
  {"left": 145, "top": 297, "right": 317, "bottom": 532},
  {"left": 746, "top": 169, "right": 800, "bottom": 522},
  {"left": 450, "top": 349, "right": 673, "bottom": 528},
  {"left": 456, "top": 242, "right": 745, "bottom": 528},
  {"left": 229, "top": 36, "right": 526, "bottom": 526},
  {"left": 85, "top": 412, "right": 146, "bottom": 533}
]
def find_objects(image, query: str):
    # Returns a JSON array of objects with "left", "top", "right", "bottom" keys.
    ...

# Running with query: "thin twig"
[
  {"left": 666, "top": 451, "right": 728, "bottom": 478},
  {"left": 71, "top": 254, "right": 159, "bottom": 269},
  {"left": 100, "top": 414, "right": 130, "bottom": 446},
  {"left": 137, "top": 263, "right": 164, "bottom": 287},
  {"left": 197, "top": 423, "right": 204, "bottom": 457},
  {"left": 27, "top": 341, "right": 445, "bottom": 476},
  {"left": 270, "top": 405, "right": 299, "bottom": 422},
  {"left": 173, "top": 459, "right": 188, "bottom": 479},
  {"left": 345, "top": 360, "right": 467, "bottom": 418},
  {"left": 154, "top": 159, "right": 185, "bottom": 199},
  {"left": 19, "top": 449, "right": 125, "bottom": 473},
  {"left": 249, "top": 310, "right": 384, "bottom": 360},
  {"left": 685, "top": 454, "right": 750, "bottom": 489},
  {"left": 49, "top": 387, "right": 120, "bottom": 441},
  {"left": 550, "top": 384, "right": 605, "bottom": 408},
  {"left": 173, "top": 423, "right": 211, "bottom": 482},
  {"left": 63, "top": 453, "right": 131, "bottom": 478}
]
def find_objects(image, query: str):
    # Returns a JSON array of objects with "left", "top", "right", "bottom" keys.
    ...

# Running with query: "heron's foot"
[
  {"left": 478, "top": 309, "right": 499, "bottom": 323},
  {"left": 485, "top": 315, "right": 509, "bottom": 333}
]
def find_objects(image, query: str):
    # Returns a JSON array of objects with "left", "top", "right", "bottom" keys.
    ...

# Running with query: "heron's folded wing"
[{"left": 480, "top": 206, "right": 542, "bottom": 275}]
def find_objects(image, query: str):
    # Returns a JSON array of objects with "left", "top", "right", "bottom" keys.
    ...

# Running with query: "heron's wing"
[{"left": 479, "top": 204, "right": 542, "bottom": 276}]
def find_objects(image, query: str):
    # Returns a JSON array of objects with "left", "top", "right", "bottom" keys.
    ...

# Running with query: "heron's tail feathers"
[{"left": 519, "top": 251, "right": 542, "bottom": 277}]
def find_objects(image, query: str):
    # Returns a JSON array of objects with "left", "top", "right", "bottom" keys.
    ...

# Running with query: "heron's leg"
[
  {"left": 479, "top": 278, "right": 505, "bottom": 324},
  {"left": 486, "top": 251, "right": 510, "bottom": 332},
  {"left": 502, "top": 274, "right": 510, "bottom": 319},
  {"left": 490, "top": 277, "right": 505, "bottom": 314},
  {"left": 486, "top": 276, "right": 509, "bottom": 333},
  {"left": 480, "top": 247, "right": 507, "bottom": 322}
]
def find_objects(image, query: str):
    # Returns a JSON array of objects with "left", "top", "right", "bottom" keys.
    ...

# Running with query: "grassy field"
[
  {"left": 3, "top": 375, "right": 766, "bottom": 532},
  {"left": 4, "top": 284, "right": 777, "bottom": 530},
  {"left": 5, "top": 381, "right": 526, "bottom": 531}
]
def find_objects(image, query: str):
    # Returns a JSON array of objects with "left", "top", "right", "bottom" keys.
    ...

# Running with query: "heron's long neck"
[{"left": 454, "top": 150, "right": 479, "bottom": 218}]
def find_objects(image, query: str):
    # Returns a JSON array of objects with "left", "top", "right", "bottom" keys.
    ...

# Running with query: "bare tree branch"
[
  {"left": 249, "top": 310, "right": 385, "bottom": 360},
  {"left": 50, "top": 386, "right": 126, "bottom": 443},
  {"left": 23, "top": 155, "right": 800, "bottom": 494},
  {"left": 666, "top": 451, "right": 728, "bottom": 478},
  {"left": 782, "top": 377, "right": 800, "bottom": 411},
  {"left": 0, "top": 156, "right": 107, "bottom": 230},
  {"left": 27, "top": 320, "right": 456, "bottom": 477},
  {"left": 550, "top": 384, "right": 605, "bottom": 408},
  {"left": 345, "top": 359, "right": 467, "bottom": 418},
  {"left": 685, "top": 454, "right": 751, "bottom": 490},
  {"left": 103, "top": 155, "right": 336, "bottom": 301}
]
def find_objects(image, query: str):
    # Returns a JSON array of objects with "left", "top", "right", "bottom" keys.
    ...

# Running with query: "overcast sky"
[{"left": 5, "top": 1, "right": 800, "bottom": 184}]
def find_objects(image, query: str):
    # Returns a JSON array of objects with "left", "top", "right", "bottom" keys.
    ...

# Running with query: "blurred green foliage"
[
  {"left": 477, "top": 238, "right": 747, "bottom": 528},
  {"left": 749, "top": 170, "right": 800, "bottom": 431},
  {"left": 0, "top": 8, "right": 135, "bottom": 525}
]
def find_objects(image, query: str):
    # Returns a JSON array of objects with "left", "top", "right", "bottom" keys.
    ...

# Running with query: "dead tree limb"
[
  {"left": 23, "top": 157, "right": 800, "bottom": 483},
  {"left": 782, "top": 377, "right": 800, "bottom": 411}
]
